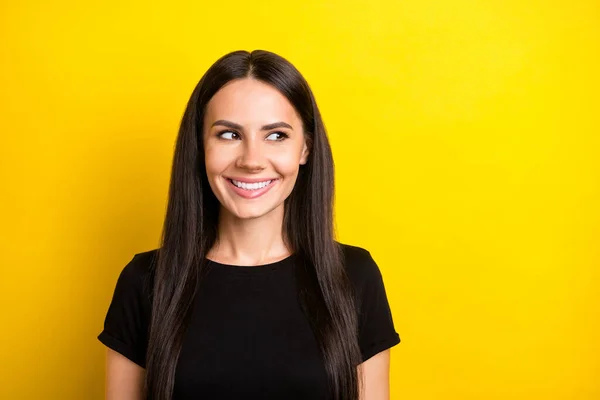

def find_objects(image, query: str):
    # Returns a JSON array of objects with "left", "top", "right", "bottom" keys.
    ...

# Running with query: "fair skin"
[
  {"left": 202, "top": 77, "right": 308, "bottom": 265},
  {"left": 105, "top": 77, "right": 392, "bottom": 399},
  {"left": 105, "top": 349, "right": 144, "bottom": 400}
]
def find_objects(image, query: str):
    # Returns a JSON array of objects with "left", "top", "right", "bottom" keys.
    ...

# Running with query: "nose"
[{"left": 235, "top": 139, "right": 266, "bottom": 171}]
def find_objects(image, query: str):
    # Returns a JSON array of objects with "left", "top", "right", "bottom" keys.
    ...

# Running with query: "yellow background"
[{"left": 1, "top": 0, "right": 598, "bottom": 398}]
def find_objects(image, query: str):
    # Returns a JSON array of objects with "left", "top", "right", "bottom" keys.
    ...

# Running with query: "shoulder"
[
  {"left": 106, "top": 248, "right": 159, "bottom": 318},
  {"left": 336, "top": 241, "right": 383, "bottom": 290},
  {"left": 115, "top": 248, "right": 159, "bottom": 297},
  {"left": 99, "top": 248, "right": 159, "bottom": 368},
  {"left": 336, "top": 243, "right": 401, "bottom": 361},
  {"left": 337, "top": 241, "right": 380, "bottom": 275},
  {"left": 128, "top": 248, "right": 159, "bottom": 274}
]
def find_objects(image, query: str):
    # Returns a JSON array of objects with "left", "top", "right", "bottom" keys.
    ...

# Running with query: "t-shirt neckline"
[{"left": 205, "top": 253, "right": 296, "bottom": 273}]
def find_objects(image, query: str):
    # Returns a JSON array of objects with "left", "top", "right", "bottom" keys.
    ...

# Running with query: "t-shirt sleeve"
[
  {"left": 97, "top": 253, "right": 152, "bottom": 368},
  {"left": 355, "top": 249, "right": 401, "bottom": 362}
]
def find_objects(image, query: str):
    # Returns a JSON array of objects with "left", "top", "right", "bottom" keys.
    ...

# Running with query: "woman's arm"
[
  {"left": 105, "top": 349, "right": 145, "bottom": 400},
  {"left": 358, "top": 349, "right": 391, "bottom": 400}
]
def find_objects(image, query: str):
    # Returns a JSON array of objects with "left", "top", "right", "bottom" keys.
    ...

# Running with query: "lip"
[
  {"left": 226, "top": 176, "right": 279, "bottom": 183},
  {"left": 226, "top": 178, "right": 279, "bottom": 199}
]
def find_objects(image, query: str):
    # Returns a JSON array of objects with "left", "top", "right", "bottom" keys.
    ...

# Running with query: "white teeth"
[{"left": 231, "top": 179, "right": 273, "bottom": 190}]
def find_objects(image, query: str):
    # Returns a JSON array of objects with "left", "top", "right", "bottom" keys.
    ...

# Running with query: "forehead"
[{"left": 204, "top": 78, "right": 301, "bottom": 126}]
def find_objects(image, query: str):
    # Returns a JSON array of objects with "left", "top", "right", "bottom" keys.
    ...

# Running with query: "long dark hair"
[{"left": 145, "top": 50, "right": 362, "bottom": 399}]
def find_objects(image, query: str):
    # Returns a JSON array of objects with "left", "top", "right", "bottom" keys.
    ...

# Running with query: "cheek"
[
  {"left": 271, "top": 152, "right": 302, "bottom": 177},
  {"left": 204, "top": 146, "right": 228, "bottom": 176}
]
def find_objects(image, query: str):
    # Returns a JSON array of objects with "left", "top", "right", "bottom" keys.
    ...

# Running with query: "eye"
[
  {"left": 266, "top": 131, "right": 289, "bottom": 141},
  {"left": 217, "top": 130, "right": 240, "bottom": 140}
]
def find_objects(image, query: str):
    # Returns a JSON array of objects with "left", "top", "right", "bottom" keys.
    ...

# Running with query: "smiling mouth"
[
  {"left": 228, "top": 178, "right": 278, "bottom": 191},
  {"left": 226, "top": 178, "right": 279, "bottom": 200}
]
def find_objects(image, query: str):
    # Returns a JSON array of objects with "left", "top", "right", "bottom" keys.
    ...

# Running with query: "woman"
[{"left": 98, "top": 49, "right": 400, "bottom": 400}]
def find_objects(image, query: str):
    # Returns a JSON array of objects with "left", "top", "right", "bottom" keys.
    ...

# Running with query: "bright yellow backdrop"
[{"left": 1, "top": 0, "right": 598, "bottom": 398}]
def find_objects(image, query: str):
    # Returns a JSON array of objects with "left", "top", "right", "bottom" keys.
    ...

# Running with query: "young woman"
[{"left": 98, "top": 49, "right": 401, "bottom": 400}]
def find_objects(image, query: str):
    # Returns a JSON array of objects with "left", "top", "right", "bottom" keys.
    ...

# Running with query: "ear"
[
  {"left": 300, "top": 134, "right": 312, "bottom": 165},
  {"left": 299, "top": 140, "right": 310, "bottom": 165}
]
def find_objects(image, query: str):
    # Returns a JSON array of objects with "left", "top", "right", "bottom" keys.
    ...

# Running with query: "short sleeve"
[
  {"left": 353, "top": 249, "right": 401, "bottom": 362},
  {"left": 97, "top": 253, "right": 153, "bottom": 368}
]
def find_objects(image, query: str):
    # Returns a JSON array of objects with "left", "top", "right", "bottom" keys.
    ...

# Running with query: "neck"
[{"left": 208, "top": 204, "right": 291, "bottom": 266}]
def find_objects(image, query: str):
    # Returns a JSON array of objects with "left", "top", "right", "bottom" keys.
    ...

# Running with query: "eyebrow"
[{"left": 211, "top": 120, "right": 293, "bottom": 131}]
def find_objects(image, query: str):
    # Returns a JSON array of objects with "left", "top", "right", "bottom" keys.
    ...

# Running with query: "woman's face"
[{"left": 203, "top": 78, "right": 310, "bottom": 220}]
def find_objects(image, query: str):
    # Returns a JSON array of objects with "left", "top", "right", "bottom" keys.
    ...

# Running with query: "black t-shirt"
[{"left": 97, "top": 242, "right": 400, "bottom": 399}]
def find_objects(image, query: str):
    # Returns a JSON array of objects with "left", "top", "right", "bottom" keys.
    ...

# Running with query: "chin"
[
  {"left": 226, "top": 202, "right": 282, "bottom": 221},
  {"left": 236, "top": 212, "right": 267, "bottom": 220}
]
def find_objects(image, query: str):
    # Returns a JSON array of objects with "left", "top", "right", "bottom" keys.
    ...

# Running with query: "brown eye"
[
  {"left": 266, "top": 132, "right": 289, "bottom": 141},
  {"left": 218, "top": 130, "right": 239, "bottom": 140}
]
